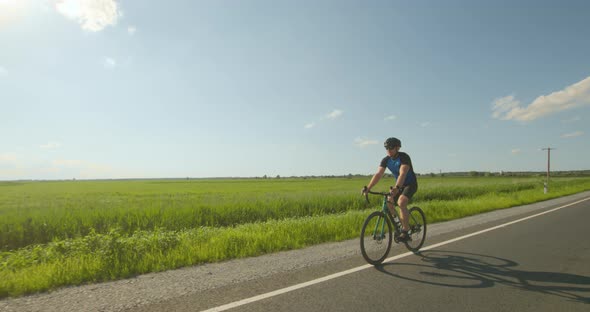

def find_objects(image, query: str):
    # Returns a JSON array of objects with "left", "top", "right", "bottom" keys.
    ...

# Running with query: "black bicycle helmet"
[{"left": 384, "top": 137, "right": 401, "bottom": 149}]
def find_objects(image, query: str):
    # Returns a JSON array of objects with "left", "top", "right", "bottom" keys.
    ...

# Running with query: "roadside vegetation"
[{"left": 1, "top": 176, "right": 590, "bottom": 297}]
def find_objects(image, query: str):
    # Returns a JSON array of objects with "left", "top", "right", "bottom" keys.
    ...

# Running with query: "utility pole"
[{"left": 541, "top": 147, "right": 555, "bottom": 193}]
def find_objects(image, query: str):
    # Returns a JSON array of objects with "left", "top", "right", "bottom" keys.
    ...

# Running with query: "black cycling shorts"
[{"left": 400, "top": 184, "right": 418, "bottom": 200}]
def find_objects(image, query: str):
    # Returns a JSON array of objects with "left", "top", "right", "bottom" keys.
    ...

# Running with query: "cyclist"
[{"left": 362, "top": 137, "right": 418, "bottom": 241}]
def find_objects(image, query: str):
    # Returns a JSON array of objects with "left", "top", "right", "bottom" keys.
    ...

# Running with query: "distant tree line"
[
  {"left": 415, "top": 170, "right": 590, "bottom": 178},
  {"left": 253, "top": 170, "right": 590, "bottom": 179}
]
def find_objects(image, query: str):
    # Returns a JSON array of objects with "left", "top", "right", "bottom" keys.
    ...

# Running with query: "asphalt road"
[{"left": 136, "top": 195, "right": 590, "bottom": 312}]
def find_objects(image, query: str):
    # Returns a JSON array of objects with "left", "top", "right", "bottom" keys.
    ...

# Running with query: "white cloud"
[
  {"left": 561, "top": 131, "right": 584, "bottom": 138},
  {"left": 103, "top": 57, "right": 116, "bottom": 69},
  {"left": 562, "top": 116, "right": 581, "bottom": 123},
  {"left": 0, "top": 66, "right": 7, "bottom": 76},
  {"left": 384, "top": 115, "right": 396, "bottom": 121},
  {"left": 325, "top": 109, "right": 343, "bottom": 120},
  {"left": 1, "top": 156, "right": 134, "bottom": 180},
  {"left": 420, "top": 122, "right": 430, "bottom": 127},
  {"left": 0, "top": 153, "right": 18, "bottom": 164},
  {"left": 127, "top": 25, "right": 136, "bottom": 35},
  {"left": 39, "top": 0, "right": 52, "bottom": 12},
  {"left": 52, "top": 159, "right": 83, "bottom": 167},
  {"left": 492, "top": 76, "right": 590, "bottom": 121},
  {"left": 51, "top": 159, "right": 115, "bottom": 178},
  {"left": 40, "top": 141, "right": 62, "bottom": 149},
  {"left": 303, "top": 109, "right": 343, "bottom": 129},
  {"left": 0, "top": 0, "right": 29, "bottom": 25},
  {"left": 55, "top": 0, "right": 121, "bottom": 32},
  {"left": 354, "top": 138, "right": 378, "bottom": 148},
  {"left": 511, "top": 149, "right": 521, "bottom": 155},
  {"left": 0, "top": 153, "right": 23, "bottom": 175},
  {"left": 304, "top": 109, "right": 343, "bottom": 130},
  {"left": 492, "top": 95, "right": 521, "bottom": 119}
]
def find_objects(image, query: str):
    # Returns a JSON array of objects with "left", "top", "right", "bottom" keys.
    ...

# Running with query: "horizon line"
[{"left": 2, "top": 169, "right": 590, "bottom": 183}]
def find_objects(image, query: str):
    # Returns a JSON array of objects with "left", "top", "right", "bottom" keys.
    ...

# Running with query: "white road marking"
[{"left": 201, "top": 196, "right": 590, "bottom": 312}]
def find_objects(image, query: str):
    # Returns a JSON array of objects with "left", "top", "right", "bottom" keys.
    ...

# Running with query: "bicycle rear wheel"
[
  {"left": 360, "top": 211, "right": 392, "bottom": 265},
  {"left": 404, "top": 206, "right": 426, "bottom": 252}
]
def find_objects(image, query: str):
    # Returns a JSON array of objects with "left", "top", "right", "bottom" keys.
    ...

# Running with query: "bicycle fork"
[{"left": 372, "top": 215, "right": 387, "bottom": 241}]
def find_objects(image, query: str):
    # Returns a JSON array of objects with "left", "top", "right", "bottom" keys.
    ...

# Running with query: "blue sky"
[{"left": 1, "top": 0, "right": 589, "bottom": 180}]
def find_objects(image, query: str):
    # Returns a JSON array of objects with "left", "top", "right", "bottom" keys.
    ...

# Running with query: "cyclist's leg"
[
  {"left": 397, "top": 195, "right": 410, "bottom": 232},
  {"left": 397, "top": 184, "right": 418, "bottom": 232},
  {"left": 386, "top": 195, "right": 395, "bottom": 215}
]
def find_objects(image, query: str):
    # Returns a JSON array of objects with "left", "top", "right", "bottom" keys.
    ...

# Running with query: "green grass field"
[{"left": 1, "top": 176, "right": 590, "bottom": 298}]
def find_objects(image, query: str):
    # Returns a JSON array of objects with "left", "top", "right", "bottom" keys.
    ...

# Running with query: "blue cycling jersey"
[{"left": 380, "top": 152, "right": 417, "bottom": 186}]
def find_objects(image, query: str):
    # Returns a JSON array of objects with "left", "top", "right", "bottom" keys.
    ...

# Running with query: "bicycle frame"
[{"left": 375, "top": 194, "right": 402, "bottom": 239}]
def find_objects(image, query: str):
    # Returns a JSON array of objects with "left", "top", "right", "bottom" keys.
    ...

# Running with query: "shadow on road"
[{"left": 375, "top": 250, "right": 590, "bottom": 304}]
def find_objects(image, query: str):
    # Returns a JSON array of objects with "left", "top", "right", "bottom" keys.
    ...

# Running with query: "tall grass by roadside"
[
  {"left": 1, "top": 176, "right": 590, "bottom": 297},
  {"left": 0, "top": 176, "right": 553, "bottom": 251},
  {"left": 0, "top": 212, "right": 366, "bottom": 298}
]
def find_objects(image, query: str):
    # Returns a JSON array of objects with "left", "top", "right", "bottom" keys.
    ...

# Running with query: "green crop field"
[{"left": 1, "top": 176, "right": 590, "bottom": 297}]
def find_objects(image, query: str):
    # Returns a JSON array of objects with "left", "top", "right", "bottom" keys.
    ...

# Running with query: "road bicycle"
[{"left": 360, "top": 186, "right": 427, "bottom": 265}]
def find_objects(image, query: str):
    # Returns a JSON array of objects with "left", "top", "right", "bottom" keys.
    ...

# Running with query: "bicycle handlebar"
[{"left": 362, "top": 185, "right": 404, "bottom": 204}]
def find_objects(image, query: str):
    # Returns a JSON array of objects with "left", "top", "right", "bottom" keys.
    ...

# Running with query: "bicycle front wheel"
[
  {"left": 360, "top": 211, "right": 392, "bottom": 265},
  {"left": 404, "top": 206, "right": 427, "bottom": 252}
]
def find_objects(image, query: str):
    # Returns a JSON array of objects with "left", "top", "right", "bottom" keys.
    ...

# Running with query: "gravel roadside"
[{"left": 2, "top": 191, "right": 589, "bottom": 312}]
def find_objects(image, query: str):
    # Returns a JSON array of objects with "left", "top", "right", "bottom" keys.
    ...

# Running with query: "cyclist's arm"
[
  {"left": 367, "top": 166, "right": 386, "bottom": 191},
  {"left": 395, "top": 164, "right": 410, "bottom": 188}
]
